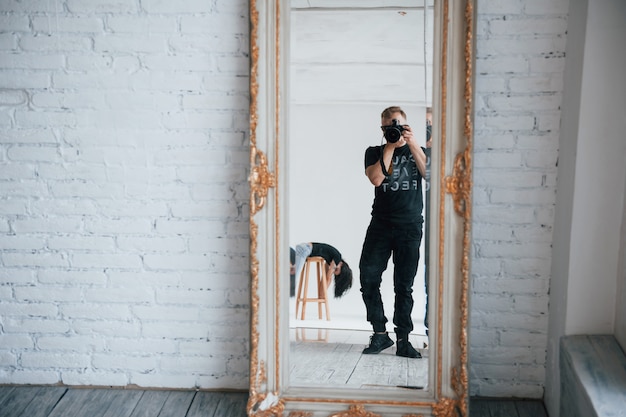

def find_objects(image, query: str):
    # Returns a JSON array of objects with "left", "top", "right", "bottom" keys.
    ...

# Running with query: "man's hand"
[
  {"left": 402, "top": 125, "right": 427, "bottom": 178},
  {"left": 399, "top": 125, "right": 416, "bottom": 147}
]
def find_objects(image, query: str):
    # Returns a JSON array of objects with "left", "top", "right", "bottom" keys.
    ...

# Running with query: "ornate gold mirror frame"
[{"left": 248, "top": 1, "right": 474, "bottom": 416}]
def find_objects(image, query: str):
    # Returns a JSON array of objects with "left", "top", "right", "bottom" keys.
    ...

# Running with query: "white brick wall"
[
  {"left": 0, "top": 0, "right": 250, "bottom": 389},
  {"left": 0, "top": 0, "right": 568, "bottom": 397},
  {"left": 471, "top": 0, "right": 569, "bottom": 398}
]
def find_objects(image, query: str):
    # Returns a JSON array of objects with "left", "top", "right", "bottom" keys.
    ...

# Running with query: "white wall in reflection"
[{"left": 288, "top": 2, "right": 433, "bottom": 335}]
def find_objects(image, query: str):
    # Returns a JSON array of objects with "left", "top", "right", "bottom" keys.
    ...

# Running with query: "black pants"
[{"left": 359, "top": 217, "right": 422, "bottom": 337}]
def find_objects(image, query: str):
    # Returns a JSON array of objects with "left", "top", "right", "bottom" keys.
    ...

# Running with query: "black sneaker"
[
  {"left": 396, "top": 339, "right": 422, "bottom": 358},
  {"left": 362, "top": 332, "right": 394, "bottom": 354}
]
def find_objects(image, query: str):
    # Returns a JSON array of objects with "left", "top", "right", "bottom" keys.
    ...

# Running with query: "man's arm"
[
  {"left": 408, "top": 142, "right": 427, "bottom": 178},
  {"left": 403, "top": 126, "right": 427, "bottom": 178},
  {"left": 365, "top": 144, "right": 396, "bottom": 187}
]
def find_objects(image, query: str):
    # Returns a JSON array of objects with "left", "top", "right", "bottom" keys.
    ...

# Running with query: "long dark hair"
[{"left": 334, "top": 261, "right": 353, "bottom": 298}]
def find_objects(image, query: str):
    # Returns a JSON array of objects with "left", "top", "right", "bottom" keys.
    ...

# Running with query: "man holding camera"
[{"left": 359, "top": 106, "right": 427, "bottom": 358}]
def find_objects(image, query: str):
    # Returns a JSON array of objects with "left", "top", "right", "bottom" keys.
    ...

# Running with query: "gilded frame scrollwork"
[{"left": 248, "top": 1, "right": 474, "bottom": 416}]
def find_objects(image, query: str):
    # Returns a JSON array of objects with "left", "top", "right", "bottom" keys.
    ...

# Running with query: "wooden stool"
[{"left": 295, "top": 256, "right": 331, "bottom": 320}]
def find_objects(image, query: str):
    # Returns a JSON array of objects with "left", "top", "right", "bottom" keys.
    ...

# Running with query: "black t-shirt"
[
  {"left": 364, "top": 144, "right": 424, "bottom": 224},
  {"left": 310, "top": 243, "right": 342, "bottom": 265}
]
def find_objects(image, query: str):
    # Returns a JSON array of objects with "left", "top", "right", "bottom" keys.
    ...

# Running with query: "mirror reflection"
[{"left": 287, "top": 0, "right": 435, "bottom": 389}]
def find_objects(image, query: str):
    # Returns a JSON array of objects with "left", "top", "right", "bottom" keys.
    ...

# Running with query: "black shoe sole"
[
  {"left": 396, "top": 350, "right": 422, "bottom": 358},
  {"left": 362, "top": 340, "right": 394, "bottom": 354}
]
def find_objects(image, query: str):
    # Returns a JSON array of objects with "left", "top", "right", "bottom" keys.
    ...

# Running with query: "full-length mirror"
[
  {"left": 288, "top": 0, "right": 434, "bottom": 391},
  {"left": 248, "top": 0, "right": 474, "bottom": 415}
]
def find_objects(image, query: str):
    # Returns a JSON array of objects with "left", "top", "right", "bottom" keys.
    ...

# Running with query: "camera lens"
[{"left": 384, "top": 127, "right": 402, "bottom": 143}]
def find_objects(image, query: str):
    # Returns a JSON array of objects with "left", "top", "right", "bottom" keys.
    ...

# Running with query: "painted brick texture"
[
  {"left": 0, "top": 0, "right": 250, "bottom": 389},
  {"left": 1, "top": 0, "right": 566, "bottom": 397},
  {"left": 471, "top": 0, "right": 569, "bottom": 398}
]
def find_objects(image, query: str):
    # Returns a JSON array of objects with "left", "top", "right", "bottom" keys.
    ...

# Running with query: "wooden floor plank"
[
  {"left": 351, "top": 353, "right": 403, "bottom": 387},
  {"left": 290, "top": 342, "right": 341, "bottom": 385},
  {"left": 488, "top": 400, "right": 519, "bottom": 417},
  {"left": 216, "top": 392, "right": 248, "bottom": 416},
  {"left": 157, "top": 390, "right": 196, "bottom": 417},
  {"left": 333, "top": 343, "right": 366, "bottom": 385},
  {"left": 73, "top": 388, "right": 119, "bottom": 417},
  {"left": 186, "top": 391, "right": 226, "bottom": 417},
  {"left": 515, "top": 399, "right": 548, "bottom": 417},
  {"left": 101, "top": 389, "right": 144, "bottom": 417},
  {"left": 128, "top": 390, "right": 172, "bottom": 417},
  {"left": 0, "top": 386, "right": 17, "bottom": 408},
  {"left": 0, "top": 386, "right": 41, "bottom": 417},
  {"left": 324, "top": 343, "right": 365, "bottom": 386},
  {"left": 469, "top": 398, "right": 492, "bottom": 417},
  {"left": 16, "top": 387, "right": 67, "bottom": 417},
  {"left": 48, "top": 388, "right": 96, "bottom": 417}
]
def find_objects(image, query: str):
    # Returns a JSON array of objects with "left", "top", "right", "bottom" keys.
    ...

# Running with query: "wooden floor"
[
  {"left": 0, "top": 386, "right": 247, "bottom": 417},
  {"left": 290, "top": 328, "right": 428, "bottom": 389},
  {"left": 469, "top": 398, "right": 549, "bottom": 417},
  {"left": 0, "top": 386, "right": 548, "bottom": 416},
  {"left": 290, "top": 340, "right": 428, "bottom": 388}
]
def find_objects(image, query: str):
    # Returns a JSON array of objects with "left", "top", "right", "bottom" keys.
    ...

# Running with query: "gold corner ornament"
[
  {"left": 248, "top": 394, "right": 285, "bottom": 417},
  {"left": 288, "top": 412, "right": 314, "bottom": 417},
  {"left": 444, "top": 149, "right": 471, "bottom": 219},
  {"left": 248, "top": 361, "right": 285, "bottom": 417},
  {"left": 445, "top": 0, "right": 474, "bottom": 224},
  {"left": 431, "top": 397, "right": 458, "bottom": 417},
  {"left": 249, "top": 145, "right": 276, "bottom": 216},
  {"left": 330, "top": 404, "right": 381, "bottom": 417},
  {"left": 248, "top": 0, "right": 276, "bottom": 218}
]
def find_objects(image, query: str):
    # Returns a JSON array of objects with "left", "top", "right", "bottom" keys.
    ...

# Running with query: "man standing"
[{"left": 359, "top": 106, "right": 426, "bottom": 358}]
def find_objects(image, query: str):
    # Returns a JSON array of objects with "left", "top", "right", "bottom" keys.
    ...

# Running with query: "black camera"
[{"left": 384, "top": 119, "right": 405, "bottom": 143}]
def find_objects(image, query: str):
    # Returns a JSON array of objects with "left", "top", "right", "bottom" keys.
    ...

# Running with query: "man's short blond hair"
[{"left": 381, "top": 106, "right": 407, "bottom": 120}]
